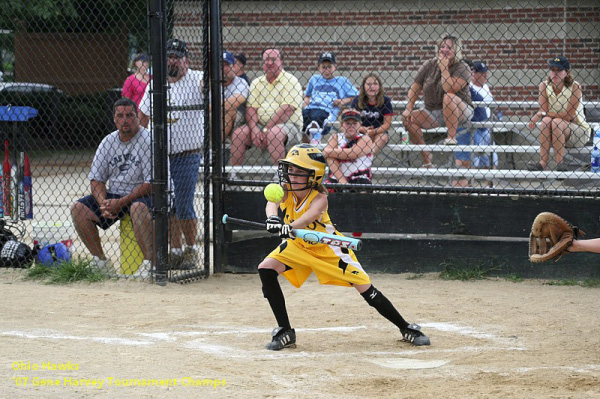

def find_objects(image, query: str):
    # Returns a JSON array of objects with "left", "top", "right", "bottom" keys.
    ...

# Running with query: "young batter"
[{"left": 258, "top": 144, "right": 431, "bottom": 350}]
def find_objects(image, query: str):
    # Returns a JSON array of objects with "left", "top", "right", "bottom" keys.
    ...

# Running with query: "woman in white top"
[{"left": 527, "top": 56, "right": 590, "bottom": 171}]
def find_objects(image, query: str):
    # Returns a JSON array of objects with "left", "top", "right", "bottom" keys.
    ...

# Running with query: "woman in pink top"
[{"left": 122, "top": 54, "right": 151, "bottom": 106}]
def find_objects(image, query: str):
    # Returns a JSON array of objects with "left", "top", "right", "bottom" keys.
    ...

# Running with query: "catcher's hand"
[{"left": 529, "top": 212, "right": 585, "bottom": 263}]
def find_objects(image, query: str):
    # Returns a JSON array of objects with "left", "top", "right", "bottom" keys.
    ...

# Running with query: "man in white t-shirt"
[
  {"left": 138, "top": 38, "right": 204, "bottom": 270},
  {"left": 222, "top": 51, "right": 249, "bottom": 141},
  {"left": 71, "top": 98, "right": 153, "bottom": 277}
]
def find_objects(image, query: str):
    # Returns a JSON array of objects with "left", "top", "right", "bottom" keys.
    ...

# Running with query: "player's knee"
[
  {"left": 258, "top": 268, "right": 279, "bottom": 299},
  {"left": 360, "top": 285, "right": 382, "bottom": 307}
]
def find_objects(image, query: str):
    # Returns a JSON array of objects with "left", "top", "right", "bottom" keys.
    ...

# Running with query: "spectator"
[
  {"left": 138, "top": 38, "right": 204, "bottom": 269},
  {"left": 454, "top": 61, "right": 498, "bottom": 187},
  {"left": 350, "top": 73, "right": 393, "bottom": 156},
  {"left": 402, "top": 35, "right": 474, "bottom": 167},
  {"left": 233, "top": 53, "right": 250, "bottom": 85},
  {"left": 222, "top": 51, "right": 249, "bottom": 141},
  {"left": 527, "top": 56, "right": 590, "bottom": 171},
  {"left": 302, "top": 52, "right": 358, "bottom": 143},
  {"left": 121, "top": 53, "right": 151, "bottom": 107},
  {"left": 71, "top": 98, "right": 153, "bottom": 277},
  {"left": 323, "top": 108, "right": 374, "bottom": 190},
  {"left": 230, "top": 48, "right": 303, "bottom": 167}
]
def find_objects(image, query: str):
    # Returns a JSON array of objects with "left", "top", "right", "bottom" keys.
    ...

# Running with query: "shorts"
[
  {"left": 424, "top": 106, "right": 474, "bottom": 128},
  {"left": 566, "top": 123, "right": 590, "bottom": 148},
  {"left": 302, "top": 108, "right": 333, "bottom": 136},
  {"left": 267, "top": 238, "right": 371, "bottom": 288},
  {"left": 257, "top": 123, "right": 302, "bottom": 147},
  {"left": 169, "top": 152, "right": 202, "bottom": 220},
  {"left": 77, "top": 193, "right": 153, "bottom": 230}
]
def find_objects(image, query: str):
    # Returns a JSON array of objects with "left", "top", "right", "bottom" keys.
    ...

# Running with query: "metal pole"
[
  {"left": 209, "top": 0, "right": 225, "bottom": 274},
  {"left": 149, "top": 0, "right": 169, "bottom": 285}
]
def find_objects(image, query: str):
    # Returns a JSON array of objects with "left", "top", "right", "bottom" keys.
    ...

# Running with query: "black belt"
[{"left": 170, "top": 149, "right": 201, "bottom": 157}]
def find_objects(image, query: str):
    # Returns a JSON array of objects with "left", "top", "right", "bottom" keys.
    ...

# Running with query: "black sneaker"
[
  {"left": 400, "top": 324, "right": 431, "bottom": 346},
  {"left": 265, "top": 327, "right": 296, "bottom": 351}
]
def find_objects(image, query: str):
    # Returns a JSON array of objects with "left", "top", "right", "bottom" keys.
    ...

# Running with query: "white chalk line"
[{"left": 0, "top": 329, "right": 152, "bottom": 346}]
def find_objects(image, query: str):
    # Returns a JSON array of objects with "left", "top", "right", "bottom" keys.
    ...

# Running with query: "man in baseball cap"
[
  {"left": 166, "top": 39, "right": 189, "bottom": 58},
  {"left": 138, "top": 38, "right": 205, "bottom": 270}
]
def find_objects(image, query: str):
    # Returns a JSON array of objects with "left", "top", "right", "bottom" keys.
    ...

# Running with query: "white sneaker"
[
  {"left": 132, "top": 260, "right": 152, "bottom": 278},
  {"left": 90, "top": 256, "right": 113, "bottom": 272}
]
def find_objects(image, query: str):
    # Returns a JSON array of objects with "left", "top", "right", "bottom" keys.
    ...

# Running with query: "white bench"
[{"left": 224, "top": 165, "right": 600, "bottom": 181}]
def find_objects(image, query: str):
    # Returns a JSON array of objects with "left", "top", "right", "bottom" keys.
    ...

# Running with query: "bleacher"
[{"left": 224, "top": 100, "right": 600, "bottom": 189}]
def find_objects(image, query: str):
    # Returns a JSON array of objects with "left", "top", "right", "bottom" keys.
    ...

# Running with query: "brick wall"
[{"left": 174, "top": 1, "right": 600, "bottom": 107}]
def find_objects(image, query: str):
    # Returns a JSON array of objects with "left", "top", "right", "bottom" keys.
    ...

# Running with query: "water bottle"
[
  {"left": 310, "top": 129, "right": 322, "bottom": 146},
  {"left": 593, "top": 128, "right": 600, "bottom": 148},
  {"left": 591, "top": 146, "right": 600, "bottom": 173},
  {"left": 497, "top": 110, "right": 503, "bottom": 121}
]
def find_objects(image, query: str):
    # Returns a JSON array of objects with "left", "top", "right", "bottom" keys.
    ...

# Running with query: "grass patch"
[
  {"left": 580, "top": 278, "right": 600, "bottom": 288},
  {"left": 544, "top": 279, "right": 578, "bottom": 287},
  {"left": 544, "top": 278, "right": 600, "bottom": 288},
  {"left": 25, "top": 258, "right": 108, "bottom": 284},
  {"left": 406, "top": 273, "right": 424, "bottom": 280},
  {"left": 502, "top": 273, "right": 524, "bottom": 283},
  {"left": 439, "top": 259, "right": 499, "bottom": 281}
]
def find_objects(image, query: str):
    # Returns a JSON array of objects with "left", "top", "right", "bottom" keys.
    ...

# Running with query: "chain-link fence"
[
  {"left": 220, "top": 1, "right": 600, "bottom": 195},
  {"left": 0, "top": 0, "right": 210, "bottom": 282},
  {"left": 1, "top": 1, "right": 599, "bottom": 280}
]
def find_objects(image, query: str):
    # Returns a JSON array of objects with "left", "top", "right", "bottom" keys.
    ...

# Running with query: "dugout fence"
[{"left": 1, "top": 1, "right": 599, "bottom": 281}]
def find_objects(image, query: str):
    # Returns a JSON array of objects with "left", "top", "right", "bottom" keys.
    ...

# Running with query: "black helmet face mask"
[{"left": 278, "top": 162, "right": 315, "bottom": 191}]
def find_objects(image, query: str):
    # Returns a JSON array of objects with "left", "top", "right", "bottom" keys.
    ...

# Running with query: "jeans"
[{"left": 170, "top": 152, "right": 202, "bottom": 220}]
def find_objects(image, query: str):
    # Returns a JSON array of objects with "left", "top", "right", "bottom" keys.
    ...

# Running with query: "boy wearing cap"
[
  {"left": 222, "top": 51, "right": 249, "bottom": 141},
  {"left": 527, "top": 56, "right": 590, "bottom": 171},
  {"left": 322, "top": 108, "right": 374, "bottom": 189},
  {"left": 233, "top": 53, "right": 250, "bottom": 85},
  {"left": 454, "top": 60, "right": 498, "bottom": 186},
  {"left": 303, "top": 52, "right": 358, "bottom": 143}
]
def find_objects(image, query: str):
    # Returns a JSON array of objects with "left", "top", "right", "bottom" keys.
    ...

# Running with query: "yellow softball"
[{"left": 264, "top": 183, "right": 284, "bottom": 203}]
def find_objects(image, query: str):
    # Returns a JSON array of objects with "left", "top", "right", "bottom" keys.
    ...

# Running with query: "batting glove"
[
  {"left": 266, "top": 215, "right": 283, "bottom": 234},
  {"left": 279, "top": 224, "right": 295, "bottom": 239}
]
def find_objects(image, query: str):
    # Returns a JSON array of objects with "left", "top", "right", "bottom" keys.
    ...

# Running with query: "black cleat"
[
  {"left": 265, "top": 327, "right": 296, "bottom": 351},
  {"left": 400, "top": 324, "right": 431, "bottom": 346}
]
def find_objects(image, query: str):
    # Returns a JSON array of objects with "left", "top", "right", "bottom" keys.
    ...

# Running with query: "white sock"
[
  {"left": 171, "top": 248, "right": 183, "bottom": 256},
  {"left": 188, "top": 245, "right": 199, "bottom": 251}
]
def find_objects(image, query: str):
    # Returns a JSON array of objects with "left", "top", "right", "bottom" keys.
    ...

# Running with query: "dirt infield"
[{"left": 1, "top": 270, "right": 599, "bottom": 398}]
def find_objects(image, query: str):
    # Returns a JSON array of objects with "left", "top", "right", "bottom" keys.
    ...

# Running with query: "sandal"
[
  {"left": 555, "top": 162, "right": 570, "bottom": 172},
  {"left": 441, "top": 137, "right": 458, "bottom": 145},
  {"left": 526, "top": 162, "right": 545, "bottom": 171},
  {"left": 423, "top": 162, "right": 436, "bottom": 169}
]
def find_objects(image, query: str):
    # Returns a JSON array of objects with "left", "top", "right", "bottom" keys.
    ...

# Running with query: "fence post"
[
  {"left": 209, "top": 0, "right": 225, "bottom": 274},
  {"left": 149, "top": 0, "right": 169, "bottom": 285}
]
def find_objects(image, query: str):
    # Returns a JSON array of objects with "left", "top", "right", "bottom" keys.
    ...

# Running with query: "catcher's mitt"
[{"left": 529, "top": 212, "right": 585, "bottom": 263}]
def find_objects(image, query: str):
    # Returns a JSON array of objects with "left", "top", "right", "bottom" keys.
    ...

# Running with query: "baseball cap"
[
  {"left": 222, "top": 51, "right": 235, "bottom": 65},
  {"left": 549, "top": 56, "right": 570, "bottom": 71},
  {"left": 340, "top": 108, "right": 361, "bottom": 122},
  {"left": 472, "top": 61, "right": 489, "bottom": 73},
  {"left": 234, "top": 53, "right": 247, "bottom": 66},
  {"left": 318, "top": 51, "right": 336, "bottom": 64},
  {"left": 166, "top": 39, "right": 189, "bottom": 58}
]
